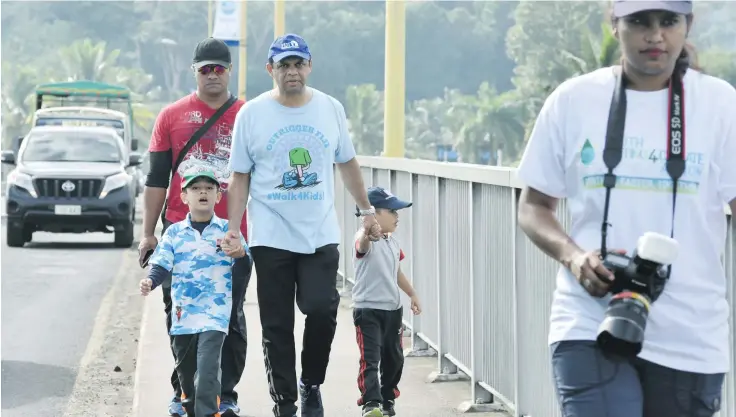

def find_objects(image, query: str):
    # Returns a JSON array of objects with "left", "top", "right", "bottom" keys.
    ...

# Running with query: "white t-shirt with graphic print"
[{"left": 517, "top": 67, "right": 736, "bottom": 374}]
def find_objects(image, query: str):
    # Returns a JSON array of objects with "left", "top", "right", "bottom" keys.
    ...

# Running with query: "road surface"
[{"left": 1, "top": 212, "right": 144, "bottom": 416}]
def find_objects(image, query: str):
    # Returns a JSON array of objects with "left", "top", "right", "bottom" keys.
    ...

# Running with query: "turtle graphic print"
[
  {"left": 277, "top": 147, "right": 320, "bottom": 189},
  {"left": 266, "top": 124, "right": 329, "bottom": 192}
]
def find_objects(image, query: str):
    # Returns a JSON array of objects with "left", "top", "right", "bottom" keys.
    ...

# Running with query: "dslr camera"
[{"left": 596, "top": 232, "right": 679, "bottom": 357}]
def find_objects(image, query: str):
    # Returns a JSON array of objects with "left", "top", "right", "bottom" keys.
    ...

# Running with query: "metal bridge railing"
[{"left": 334, "top": 156, "right": 735, "bottom": 417}]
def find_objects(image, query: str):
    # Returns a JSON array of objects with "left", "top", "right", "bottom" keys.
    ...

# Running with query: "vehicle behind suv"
[{"left": 1, "top": 125, "right": 142, "bottom": 247}]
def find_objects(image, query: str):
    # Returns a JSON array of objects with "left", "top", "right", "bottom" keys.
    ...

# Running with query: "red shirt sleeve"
[
  {"left": 399, "top": 249, "right": 405, "bottom": 261},
  {"left": 148, "top": 107, "right": 171, "bottom": 152}
]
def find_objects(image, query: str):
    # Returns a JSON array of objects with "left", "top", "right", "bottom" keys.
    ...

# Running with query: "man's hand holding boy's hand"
[
  {"left": 223, "top": 231, "right": 244, "bottom": 254},
  {"left": 140, "top": 278, "right": 153, "bottom": 296},
  {"left": 362, "top": 215, "right": 382, "bottom": 241},
  {"left": 220, "top": 237, "right": 247, "bottom": 258},
  {"left": 224, "top": 245, "right": 247, "bottom": 258},
  {"left": 410, "top": 295, "right": 422, "bottom": 315}
]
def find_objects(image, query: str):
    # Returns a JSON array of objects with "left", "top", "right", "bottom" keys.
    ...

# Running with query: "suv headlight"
[
  {"left": 100, "top": 172, "right": 131, "bottom": 199},
  {"left": 6, "top": 170, "right": 37, "bottom": 198}
]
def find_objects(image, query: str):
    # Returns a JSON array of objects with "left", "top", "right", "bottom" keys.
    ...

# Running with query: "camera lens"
[{"left": 596, "top": 291, "right": 651, "bottom": 357}]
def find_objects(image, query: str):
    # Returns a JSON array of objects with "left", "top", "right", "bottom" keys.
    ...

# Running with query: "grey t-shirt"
[{"left": 351, "top": 231, "right": 404, "bottom": 311}]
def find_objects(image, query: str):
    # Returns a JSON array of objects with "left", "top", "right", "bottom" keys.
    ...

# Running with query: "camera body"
[{"left": 596, "top": 232, "right": 679, "bottom": 357}]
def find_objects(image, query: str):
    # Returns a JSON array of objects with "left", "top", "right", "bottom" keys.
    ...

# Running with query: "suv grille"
[{"left": 34, "top": 178, "right": 103, "bottom": 198}]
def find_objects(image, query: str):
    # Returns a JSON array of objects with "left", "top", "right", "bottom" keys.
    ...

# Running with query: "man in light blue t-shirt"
[{"left": 224, "top": 33, "right": 382, "bottom": 417}]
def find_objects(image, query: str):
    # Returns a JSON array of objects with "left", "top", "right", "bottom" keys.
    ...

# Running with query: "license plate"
[{"left": 55, "top": 205, "right": 82, "bottom": 215}]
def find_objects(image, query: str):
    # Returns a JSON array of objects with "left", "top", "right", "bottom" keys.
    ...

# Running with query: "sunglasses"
[{"left": 197, "top": 64, "right": 228, "bottom": 75}]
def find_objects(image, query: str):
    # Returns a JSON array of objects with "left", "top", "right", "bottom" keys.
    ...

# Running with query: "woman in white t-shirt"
[{"left": 517, "top": 1, "right": 736, "bottom": 417}]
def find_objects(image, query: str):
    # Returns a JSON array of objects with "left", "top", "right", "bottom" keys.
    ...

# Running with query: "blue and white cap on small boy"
[{"left": 355, "top": 187, "right": 412, "bottom": 216}]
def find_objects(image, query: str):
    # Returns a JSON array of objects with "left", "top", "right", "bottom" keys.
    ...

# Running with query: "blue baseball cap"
[
  {"left": 268, "top": 34, "right": 311, "bottom": 63},
  {"left": 356, "top": 187, "right": 412, "bottom": 216}
]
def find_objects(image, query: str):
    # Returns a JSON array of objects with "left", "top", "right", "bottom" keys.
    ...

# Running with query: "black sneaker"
[
  {"left": 361, "top": 402, "right": 383, "bottom": 417},
  {"left": 299, "top": 380, "right": 324, "bottom": 417},
  {"left": 382, "top": 400, "right": 396, "bottom": 416}
]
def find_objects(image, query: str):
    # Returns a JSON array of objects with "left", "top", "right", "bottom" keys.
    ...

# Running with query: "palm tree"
[
  {"left": 115, "top": 66, "right": 163, "bottom": 137},
  {"left": 54, "top": 39, "right": 161, "bottom": 141},
  {"left": 451, "top": 83, "right": 526, "bottom": 165},
  {"left": 560, "top": 22, "right": 620, "bottom": 76},
  {"left": 405, "top": 90, "right": 460, "bottom": 160},
  {"left": 510, "top": 22, "right": 620, "bottom": 165},
  {"left": 58, "top": 39, "right": 122, "bottom": 82}
]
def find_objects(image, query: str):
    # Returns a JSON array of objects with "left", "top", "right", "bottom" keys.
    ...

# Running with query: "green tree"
[
  {"left": 405, "top": 89, "right": 461, "bottom": 160},
  {"left": 3, "top": 0, "right": 734, "bottom": 164},
  {"left": 54, "top": 39, "right": 160, "bottom": 135},
  {"left": 344, "top": 84, "right": 384, "bottom": 156},
  {"left": 134, "top": 0, "right": 209, "bottom": 99},
  {"left": 506, "top": 1, "right": 606, "bottom": 113},
  {"left": 405, "top": 94, "right": 453, "bottom": 160},
  {"left": 506, "top": 0, "right": 608, "bottom": 146},
  {"left": 289, "top": 2, "right": 385, "bottom": 102},
  {"left": 700, "top": 49, "right": 736, "bottom": 86},
  {"left": 1, "top": 64, "right": 39, "bottom": 147},
  {"left": 453, "top": 84, "right": 526, "bottom": 164},
  {"left": 58, "top": 39, "right": 122, "bottom": 82},
  {"left": 560, "top": 22, "right": 620, "bottom": 76}
]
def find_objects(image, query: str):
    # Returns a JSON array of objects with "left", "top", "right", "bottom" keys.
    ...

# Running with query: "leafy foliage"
[{"left": 1, "top": 1, "right": 734, "bottom": 162}]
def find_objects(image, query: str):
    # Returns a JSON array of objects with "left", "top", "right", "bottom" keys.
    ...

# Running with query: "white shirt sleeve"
[
  {"left": 228, "top": 105, "right": 254, "bottom": 174},
  {"left": 517, "top": 88, "right": 569, "bottom": 199},
  {"left": 717, "top": 93, "right": 736, "bottom": 205}
]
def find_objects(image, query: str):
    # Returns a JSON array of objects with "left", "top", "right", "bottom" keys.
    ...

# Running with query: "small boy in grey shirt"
[{"left": 352, "top": 186, "right": 422, "bottom": 417}]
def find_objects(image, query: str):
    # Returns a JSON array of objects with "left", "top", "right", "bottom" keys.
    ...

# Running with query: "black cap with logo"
[{"left": 192, "top": 37, "right": 232, "bottom": 69}]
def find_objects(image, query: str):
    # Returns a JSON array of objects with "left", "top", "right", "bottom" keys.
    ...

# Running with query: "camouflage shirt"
[{"left": 149, "top": 213, "right": 248, "bottom": 335}]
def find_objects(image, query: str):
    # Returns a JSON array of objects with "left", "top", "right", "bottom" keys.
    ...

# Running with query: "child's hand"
[
  {"left": 362, "top": 215, "right": 382, "bottom": 241},
  {"left": 140, "top": 278, "right": 153, "bottom": 296},
  {"left": 410, "top": 295, "right": 422, "bottom": 315},
  {"left": 230, "top": 246, "right": 246, "bottom": 258}
]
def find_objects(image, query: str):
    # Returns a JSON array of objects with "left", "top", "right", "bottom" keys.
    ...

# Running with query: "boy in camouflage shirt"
[{"left": 140, "top": 170, "right": 248, "bottom": 417}]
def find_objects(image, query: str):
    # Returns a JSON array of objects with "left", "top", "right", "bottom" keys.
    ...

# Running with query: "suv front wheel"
[
  {"left": 6, "top": 223, "right": 31, "bottom": 247},
  {"left": 114, "top": 221, "right": 134, "bottom": 248}
]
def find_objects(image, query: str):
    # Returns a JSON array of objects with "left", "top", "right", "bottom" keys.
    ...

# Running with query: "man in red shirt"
[{"left": 138, "top": 37, "right": 249, "bottom": 417}]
